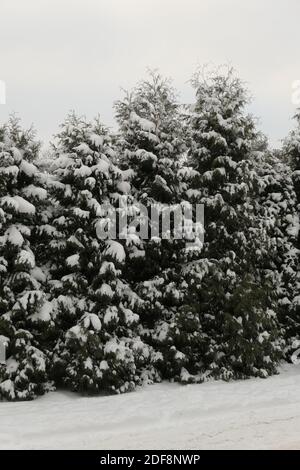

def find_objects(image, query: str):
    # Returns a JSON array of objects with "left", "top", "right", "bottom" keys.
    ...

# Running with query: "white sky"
[{"left": 0, "top": 0, "right": 299, "bottom": 147}]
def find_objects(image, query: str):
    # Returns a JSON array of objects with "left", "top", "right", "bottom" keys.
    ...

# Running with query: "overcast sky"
[{"left": 0, "top": 0, "right": 299, "bottom": 147}]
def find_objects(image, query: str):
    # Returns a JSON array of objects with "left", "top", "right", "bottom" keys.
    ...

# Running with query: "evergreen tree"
[
  {"left": 160, "top": 69, "right": 283, "bottom": 382},
  {"left": 47, "top": 113, "right": 155, "bottom": 394},
  {"left": 115, "top": 72, "right": 201, "bottom": 378},
  {"left": 115, "top": 71, "right": 197, "bottom": 278},
  {"left": 0, "top": 117, "right": 53, "bottom": 400},
  {"left": 284, "top": 110, "right": 300, "bottom": 206},
  {"left": 281, "top": 110, "right": 300, "bottom": 355}
]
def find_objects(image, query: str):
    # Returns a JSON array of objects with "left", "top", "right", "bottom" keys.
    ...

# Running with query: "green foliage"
[
  {"left": 0, "top": 118, "right": 52, "bottom": 400},
  {"left": 0, "top": 70, "right": 299, "bottom": 401}
]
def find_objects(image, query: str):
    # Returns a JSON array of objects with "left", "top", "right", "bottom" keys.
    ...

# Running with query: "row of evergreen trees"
[{"left": 0, "top": 68, "right": 300, "bottom": 400}]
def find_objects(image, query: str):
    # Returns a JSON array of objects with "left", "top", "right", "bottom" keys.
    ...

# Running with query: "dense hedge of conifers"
[{"left": 0, "top": 68, "right": 299, "bottom": 400}]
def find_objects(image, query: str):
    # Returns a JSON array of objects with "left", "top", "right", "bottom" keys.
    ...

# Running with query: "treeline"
[{"left": 0, "top": 68, "right": 299, "bottom": 400}]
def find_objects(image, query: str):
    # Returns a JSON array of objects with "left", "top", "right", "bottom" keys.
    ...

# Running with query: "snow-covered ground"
[{"left": 1, "top": 363, "right": 300, "bottom": 450}]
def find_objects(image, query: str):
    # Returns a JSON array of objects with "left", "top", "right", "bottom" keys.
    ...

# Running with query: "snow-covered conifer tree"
[
  {"left": 280, "top": 111, "right": 300, "bottom": 355},
  {"left": 0, "top": 117, "right": 53, "bottom": 400},
  {"left": 162, "top": 69, "right": 283, "bottom": 382},
  {"left": 284, "top": 110, "right": 300, "bottom": 205},
  {"left": 115, "top": 73, "right": 201, "bottom": 377},
  {"left": 47, "top": 113, "right": 154, "bottom": 394},
  {"left": 115, "top": 71, "right": 196, "bottom": 274}
]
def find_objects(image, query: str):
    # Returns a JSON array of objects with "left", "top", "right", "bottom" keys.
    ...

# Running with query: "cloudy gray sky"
[{"left": 0, "top": 0, "right": 299, "bottom": 147}]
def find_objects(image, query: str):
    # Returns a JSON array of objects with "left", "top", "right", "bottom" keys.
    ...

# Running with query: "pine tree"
[
  {"left": 0, "top": 117, "right": 53, "bottom": 400},
  {"left": 160, "top": 68, "right": 283, "bottom": 382},
  {"left": 46, "top": 113, "right": 155, "bottom": 394}
]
